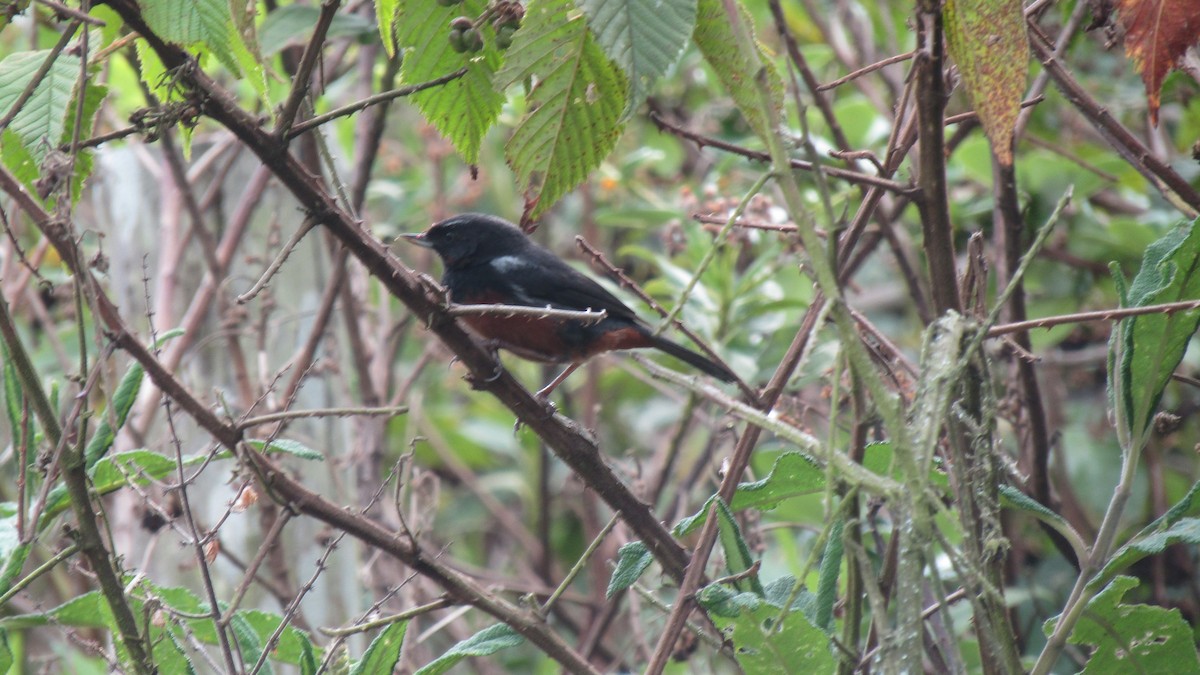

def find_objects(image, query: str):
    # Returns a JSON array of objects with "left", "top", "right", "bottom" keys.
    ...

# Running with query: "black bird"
[{"left": 401, "top": 213, "right": 736, "bottom": 397}]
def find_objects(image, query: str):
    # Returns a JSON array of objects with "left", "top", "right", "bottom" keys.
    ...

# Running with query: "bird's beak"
[{"left": 397, "top": 232, "right": 433, "bottom": 248}]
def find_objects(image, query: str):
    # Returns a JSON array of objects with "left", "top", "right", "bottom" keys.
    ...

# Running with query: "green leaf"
[
  {"left": 157, "top": 628, "right": 197, "bottom": 675},
  {"left": 396, "top": 0, "right": 504, "bottom": 164},
  {"left": 578, "top": 0, "right": 696, "bottom": 118},
  {"left": 696, "top": 585, "right": 835, "bottom": 672},
  {"left": 0, "top": 590, "right": 110, "bottom": 629},
  {"left": 350, "top": 620, "right": 407, "bottom": 675},
  {"left": 1097, "top": 517, "right": 1200, "bottom": 590},
  {"left": 39, "top": 449, "right": 201, "bottom": 529},
  {"left": 245, "top": 438, "right": 325, "bottom": 461},
  {"left": 235, "top": 610, "right": 324, "bottom": 667},
  {"left": 1109, "top": 220, "right": 1200, "bottom": 445},
  {"left": 497, "top": 0, "right": 627, "bottom": 218},
  {"left": 606, "top": 541, "right": 653, "bottom": 597},
  {"left": 84, "top": 359, "right": 144, "bottom": 467},
  {"left": 729, "top": 452, "right": 825, "bottom": 512},
  {"left": 813, "top": 518, "right": 842, "bottom": 633},
  {"left": 259, "top": 5, "right": 376, "bottom": 56},
  {"left": 140, "top": 0, "right": 239, "bottom": 74},
  {"left": 1047, "top": 576, "right": 1200, "bottom": 674},
  {"left": 414, "top": 623, "right": 524, "bottom": 675},
  {"left": 715, "top": 498, "right": 763, "bottom": 595},
  {"left": 376, "top": 0, "right": 400, "bottom": 56},
  {"left": 0, "top": 50, "right": 82, "bottom": 163},
  {"left": 230, "top": 613, "right": 268, "bottom": 675},
  {"left": 943, "top": 0, "right": 1028, "bottom": 166},
  {"left": 0, "top": 629, "right": 12, "bottom": 675},
  {"left": 692, "top": 0, "right": 783, "bottom": 142},
  {"left": 0, "top": 503, "right": 29, "bottom": 596},
  {"left": 999, "top": 484, "right": 1071, "bottom": 530},
  {"left": 1, "top": 343, "right": 32, "bottom": 457}
]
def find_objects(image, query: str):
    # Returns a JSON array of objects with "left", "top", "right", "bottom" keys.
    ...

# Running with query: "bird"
[{"left": 400, "top": 213, "right": 736, "bottom": 398}]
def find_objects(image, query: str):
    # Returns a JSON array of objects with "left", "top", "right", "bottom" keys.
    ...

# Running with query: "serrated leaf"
[
  {"left": 0, "top": 50, "right": 82, "bottom": 163},
  {"left": 497, "top": 0, "right": 627, "bottom": 219},
  {"left": 606, "top": 541, "right": 653, "bottom": 597},
  {"left": 230, "top": 612, "right": 269, "bottom": 675},
  {"left": 396, "top": 0, "right": 504, "bottom": 164},
  {"left": 0, "top": 590, "right": 111, "bottom": 629},
  {"left": 1109, "top": 220, "right": 1200, "bottom": 446},
  {"left": 696, "top": 585, "right": 834, "bottom": 671},
  {"left": 579, "top": 0, "right": 696, "bottom": 118},
  {"left": 350, "top": 620, "right": 407, "bottom": 675},
  {"left": 376, "top": 0, "right": 400, "bottom": 57},
  {"left": 153, "top": 623, "right": 197, "bottom": 675},
  {"left": 84, "top": 357, "right": 145, "bottom": 467},
  {"left": 692, "top": 0, "right": 783, "bottom": 141},
  {"left": 140, "top": 0, "right": 241, "bottom": 75},
  {"left": 414, "top": 623, "right": 524, "bottom": 675},
  {"left": 943, "top": 0, "right": 1028, "bottom": 166},
  {"left": 235, "top": 610, "right": 324, "bottom": 667},
  {"left": 715, "top": 498, "right": 763, "bottom": 595},
  {"left": 1046, "top": 576, "right": 1200, "bottom": 673},
  {"left": 245, "top": 438, "right": 325, "bottom": 461}
]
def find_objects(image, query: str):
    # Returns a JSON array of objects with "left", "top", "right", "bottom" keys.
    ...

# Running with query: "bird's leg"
[
  {"left": 466, "top": 340, "right": 505, "bottom": 389},
  {"left": 535, "top": 362, "right": 581, "bottom": 400}
]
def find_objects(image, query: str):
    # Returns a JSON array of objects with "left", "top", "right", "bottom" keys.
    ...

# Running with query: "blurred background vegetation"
[{"left": 1, "top": 0, "right": 1200, "bottom": 672}]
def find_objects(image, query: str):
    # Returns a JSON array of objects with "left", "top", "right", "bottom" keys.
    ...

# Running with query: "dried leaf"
[{"left": 1117, "top": 0, "right": 1200, "bottom": 125}]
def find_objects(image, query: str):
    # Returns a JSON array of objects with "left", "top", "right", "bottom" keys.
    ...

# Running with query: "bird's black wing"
[{"left": 489, "top": 248, "right": 642, "bottom": 323}]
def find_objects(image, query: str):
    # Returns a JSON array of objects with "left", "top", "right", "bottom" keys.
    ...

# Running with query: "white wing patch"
[{"left": 489, "top": 255, "right": 537, "bottom": 304}]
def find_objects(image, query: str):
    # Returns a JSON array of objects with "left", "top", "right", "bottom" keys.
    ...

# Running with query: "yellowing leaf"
[{"left": 944, "top": 0, "right": 1028, "bottom": 166}]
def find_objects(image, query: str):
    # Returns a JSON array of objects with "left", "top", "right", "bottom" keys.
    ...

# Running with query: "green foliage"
[
  {"left": 350, "top": 621, "right": 407, "bottom": 675},
  {"left": 0, "top": 50, "right": 80, "bottom": 162},
  {"left": 414, "top": 623, "right": 524, "bottom": 675},
  {"left": 1047, "top": 576, "right": 1200, "bottom": 673},
  {"left": 579, "top": 0, "right": 697, "bottom": 118},
  {"left": 1108, "top": 219, "right": 1200, "bottom": 447},
  {"left": 395, "top": 0, "right": 504, "bottom": 165},
  {"left": 696, "top": 584, "right": 834, "bottom": 673},
  {"left": 140, "top": 0, "right": 240, "bottom": 74},
  {"left": 606, "top": 541, "right": 652, "bottom": 597},
  {"left": 497, "top": 0, "right": 627, "bottom": 218},
  {"left": 691, "top": 0, "right": 783, "bottom": 142}
]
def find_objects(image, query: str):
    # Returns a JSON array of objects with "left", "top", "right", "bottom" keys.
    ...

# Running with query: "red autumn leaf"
[{"left": 1117, "top": 0, "right": 1200, "bottom": 125}]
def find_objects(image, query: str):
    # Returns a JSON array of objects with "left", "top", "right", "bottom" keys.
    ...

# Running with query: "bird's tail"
[{"left": 646, "top": 334, "right": 737, "bottom": 382}]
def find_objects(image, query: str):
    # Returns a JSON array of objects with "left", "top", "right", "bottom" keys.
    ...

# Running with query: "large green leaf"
[
  {"left": 692, "top": 0, "right": 783, "bottom": 142},
  {"left": 1109, "top": 220, "right": 1200, "bottom": 446},
  {"left": 497, "top": 0, "right": 627, "bottom": 218},
  {"left": 1046, "top": 576, "right": 1200, "bottom": 674},
  {"left": 578, "top": 0, "right": 696, "bottom": 118},
  {"left": 396, "top": 0, "right": 504, "bottom": 165},
  {"left": 697, "top": 585, "right": 834, "bottom": 672},
  {"left": 0, "top": 50, "right": 82, "bottom": 162}
]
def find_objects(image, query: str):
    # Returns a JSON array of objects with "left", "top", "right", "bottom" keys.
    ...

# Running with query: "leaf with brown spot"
[
  {"left": 944, "top": 0, "right": 1029, "bottom": 166},
  {"left": 1116, "top": 0, "right": 1200, "bottom": 125}
]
